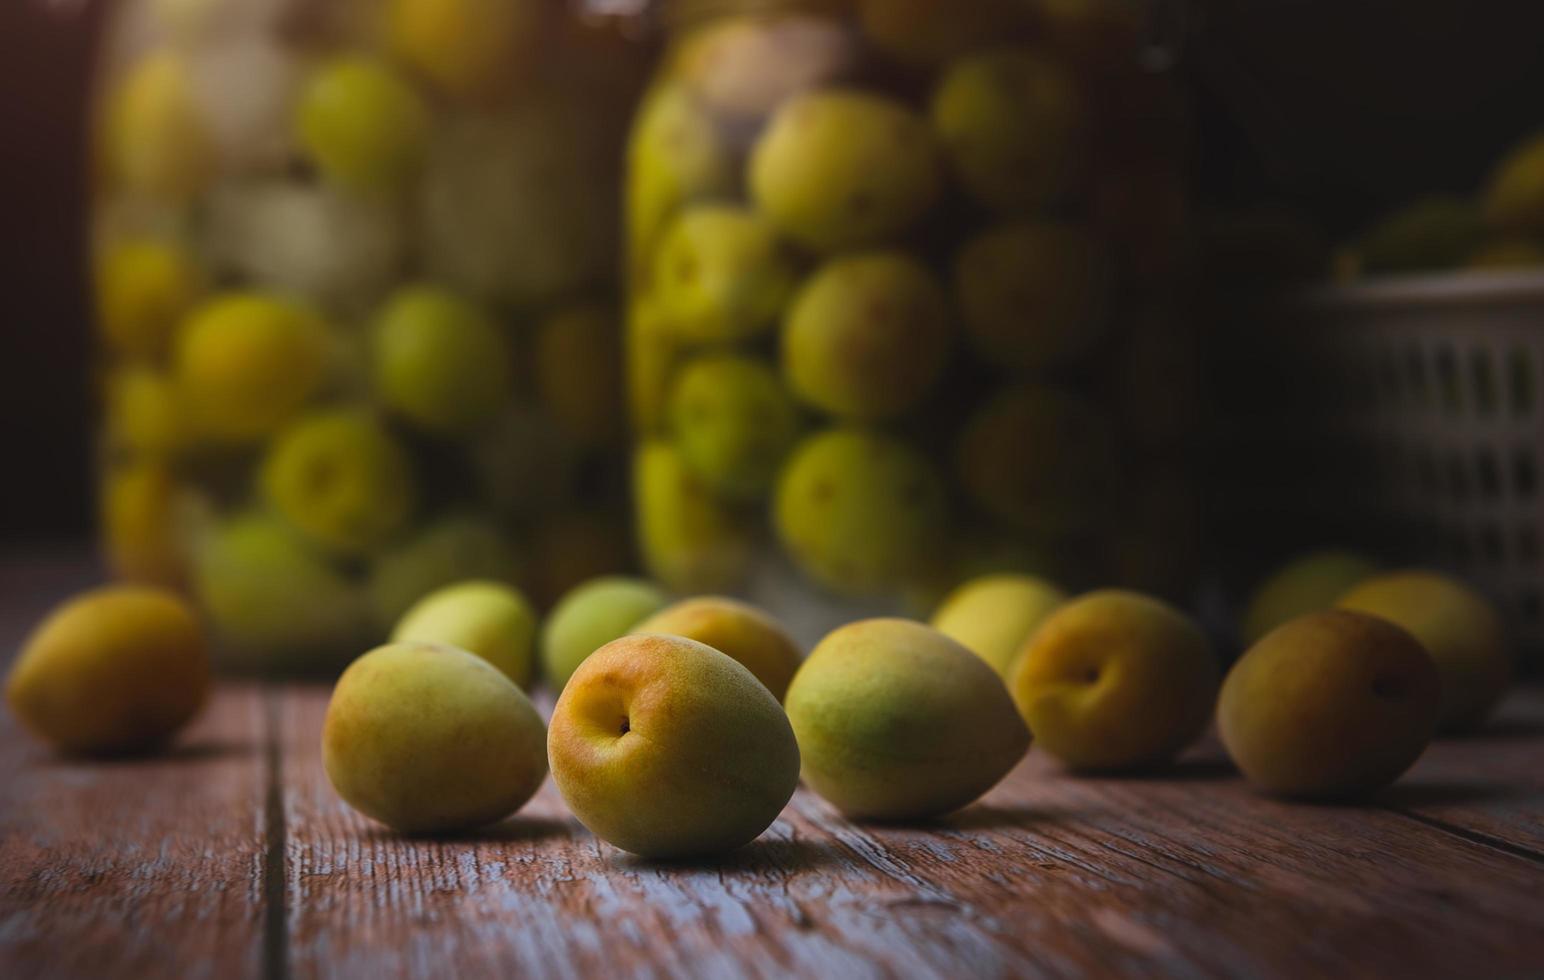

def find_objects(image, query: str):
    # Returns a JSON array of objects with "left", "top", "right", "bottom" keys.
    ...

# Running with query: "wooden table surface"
[{"left": 2, "top": 555, "right": 1542, "bottom": 979}]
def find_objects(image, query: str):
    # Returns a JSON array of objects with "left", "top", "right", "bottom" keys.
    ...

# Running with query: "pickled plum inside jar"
[
  {"left": 626, "top": 0, "right": 1198, "bottom": 627},
  {"left": 90, "top": 0, "right": 645, "bottom": 671}
]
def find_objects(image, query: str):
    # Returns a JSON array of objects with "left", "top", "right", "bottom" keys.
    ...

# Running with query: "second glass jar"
[{"left": 626, "top": 0, "right": 1199, "bottom": 623}]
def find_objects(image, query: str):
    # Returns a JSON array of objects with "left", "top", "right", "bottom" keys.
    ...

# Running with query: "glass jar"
[
  {"left": 90, "top": 0, "right": 646, "bottom": 671},
  {"left": 625, "top": 0, "right": 1197, "bottom": 634}
]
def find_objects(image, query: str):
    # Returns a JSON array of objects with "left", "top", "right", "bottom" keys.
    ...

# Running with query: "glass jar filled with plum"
[
  {"left": 91, "top": 0, "right": 645, "bottom": 671},
  {"left": 626, "top": 0, "right": 1198, "bottom": 628}
]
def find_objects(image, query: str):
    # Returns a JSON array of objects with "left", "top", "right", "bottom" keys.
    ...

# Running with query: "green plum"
[
  {"left": 192, "top": 514, "right": 372, "bottom": 671},
  {"left": 297, "top": 55, "right": 428, "bottom": 192},
  {"left": 372, "top": 284, "right": 513, "bottom": 436},
  {"left": 625, "top": 83, "right": 737, "bottom": 277},
  {"left": 173, "top": 291, "right": 331, "bottom": 443},
  {"left": 100, "top": 51, "right": 215, "bottom": 199},
  {"left": 749, "top": 90, "right": 941, "bottom": 252},
  {"left": 652, "top": 205, "right": 798, "bottom": 344},
  {"left": 634, "top": 441, "right": 755, "bottom": 593},
  {"left": 774, "top": 427, "right": 948, "bottom": 595},
  {"left": 1355, "top": 197, "right": 1485, "bottom": 274},
  {"left": 1242, "top": 550, "right": 1380, "bottom": 646},
  {"left": 785, "top": 618, "right": 1030, "bottom": 820},
  {"left": 95, "top": 237, "right": 203, "bottom": 358},
  {"left": 392, "top": 580, "right": 538, "bottom": 689},
  {"left": 668, "top": 354, "right": 799, "bottom": 499},
  {"left": 7, "top": 586, "right": 209, "bottom": 756},
  {"left": 260, "top": 410, "right": 417, "bottom": 557},
  {"left": 931, "top": 47, "right": 1084, "bottom": 213},
  {"left": 323, "top": 642, "right": 548, "bottom": 833},
  {"left": 782, "top": 251, "right": 951, "bottom": 420},
  {"left": 367, "top": 516, "right": 523, "bottom": 629},
  {"left": 541, "top": 576, "right": 669, "bottom": 692}
]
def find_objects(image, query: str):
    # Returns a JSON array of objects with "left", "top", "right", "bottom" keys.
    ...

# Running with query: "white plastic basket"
[{"left": 1294, "top": 271, "right": 1544, "bottom": 660}]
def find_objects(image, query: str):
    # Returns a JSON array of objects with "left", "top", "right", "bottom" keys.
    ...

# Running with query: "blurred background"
[{"left": 5, "top": 0, "right": 1544, "bottom": 660}]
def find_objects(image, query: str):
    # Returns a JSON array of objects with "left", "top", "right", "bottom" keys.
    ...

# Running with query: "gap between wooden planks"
[
  {"left": 1, "top": 551, "right": 1541, "bottom": 980},
  {"left": 270, "top": 687, "right": 1544, "bottom": 980},
  {"left": 9, "top": 684, "right": 1540, "bottom": 980}
]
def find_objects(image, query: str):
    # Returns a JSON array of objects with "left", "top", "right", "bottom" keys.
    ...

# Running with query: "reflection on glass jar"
[
  {"left": 626, "top": 0, "right": 1198, "bottom": 629},
  {"left": 91, "top": 0, "right": 645, "bottom": 672}
]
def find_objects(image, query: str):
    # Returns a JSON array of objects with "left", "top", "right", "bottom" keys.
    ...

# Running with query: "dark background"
[{"left": 4, "top": 0, "right": 1544, "bottom": 547}]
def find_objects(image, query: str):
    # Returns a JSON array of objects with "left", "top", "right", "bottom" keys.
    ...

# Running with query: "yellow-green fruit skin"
[
  {"left": 652, "top": 205, "right": 797, "bottom": 344},
  {"left": 785, "top": 618, "right": 1030, "bottom": 821},
  {"left": 931, "top": 47, "right": 1083, "bottom": 213},
  {"left": 387, "top": 0, "right": 542, "bottom": 102},
  {"left": 101, "top": 52, "right": 215, "bottom": 199},
  {"left": 260, "top": 411, "right": 417, "bottom": 556},
  {"left": 668, "top": 354, "right": 799, "bottom": 499},
  {"left": 1336, "top": 571, "right": 1510, "bottom": 733},
  {"left": 1011, "top": 590, "right": 1216, "bottom": 771},
  {"left": 749, "top": 90, "right": 941, "bottom": 252},
  {"left": 634, "top": 441, "right": 755, "bottom": 593},
  {"left": 634, "top": 596, "right": 803, "bottom": 701},
  {"left": 297, "top": 56, "right": 428, "bottom": 192},
  {"left": 548, "top": 633, "right": 801, "bottom": 858},
  {"left": 372, "top": 285, "right": 513, "bottom": 436},
  {"left": 392, "top": 581, "right": 538, "bottom": 689},
  {"left": 541, "top": 577, "right": 670, "bottom": 692},
  {"left": 7, "top": 587, "right": 209, "bottom": 755},
  {"left": 322, "top": 642, "right": 548, "bottom": 834},
  {"left": 782, "top": 251, "right": 951, "bottom": 420},
  {"left": 1356, "top": 197, "right": 1484, "bottom": 274},
  {"left": 930, "top": 573, "right": 1067, "bottom": 679},
  {"left": 1241, "top": 550, "right": 1378, "bottom": 646},
  {"left": 96, "top": 238, "right": 203, "bottom": 358},
  {"left": 774, "top": 427, "right": 948, "bottom": 596},
  {"left": 193, "top": 515, "right": 372, "bottom": 670},
  {"left": 367, "top": 516, "right": 523, "bottom": 629},
  {"left": 625, "top": 83, "right": 736, "bottom": 275},
  {"left": 173, "top": 292, "right": 330, "bottom": 443},
  {"left": 1219, "top": 610, "right": 1440, "bottom": 799}
]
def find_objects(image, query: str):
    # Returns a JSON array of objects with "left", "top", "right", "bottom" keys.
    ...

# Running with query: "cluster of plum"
[
  {"left": 92, "top": 0, "right": 641, "bottom": 669},
  {"left": 9, "top": 545, "right": 1510, "bottom": 860},
  {"left": 625, "top": 2, "right": 1196, "bottom": 605}
]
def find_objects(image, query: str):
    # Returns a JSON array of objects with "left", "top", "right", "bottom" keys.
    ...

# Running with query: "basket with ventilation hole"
[{"left": 1291, "top": 270, "right": 1544, "bottom": 662}]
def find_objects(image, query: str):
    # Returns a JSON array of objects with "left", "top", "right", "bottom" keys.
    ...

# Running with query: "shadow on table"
[
  {"left": 361, "top": 816, "right": 577, "bottom": 846},
  {"left": 1089, "top": 756, "right": 1239, "bottom": 783},
  {"left": 1370, "top": 779, "right": 1526, "bottom": 809},
  {"left": 1442, "top": 716, "right": 1544, "bottom": 740},
  {"left": 620, "top": 834, "right": 852, "bottom": 875},
  {"left": 36, "top": 739, "right": 257, "bottom": 768}
]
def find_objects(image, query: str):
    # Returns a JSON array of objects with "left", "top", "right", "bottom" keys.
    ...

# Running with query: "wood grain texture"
[
  {"left": 0, "top": 684, "right": 270, "bottom": 980},
  {"left": 0, "top": 551, "right": 271, "bottom": 980},
  {"left": 1, "top": 555, "right": 1542, "bottom": 980},
  {"left": 276, "top": 683, "right": 1544, "bottom": 980},
  {"left": 1381, "top": 686, "right": 1544, "bottom": 856}
]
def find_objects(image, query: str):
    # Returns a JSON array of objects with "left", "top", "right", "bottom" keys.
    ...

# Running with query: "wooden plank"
[
  {"left": 278, "top": 683, "right": 1544, "bottom": 980},
  {"left": 1380, "top": 687, "right": 1544, "bottom": 856},
  {"left": 0, "top": 551, "right": 272, "bottom": 980},
  {"left": 0, "top": 683, "right": 272, "bottom": 980}
]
